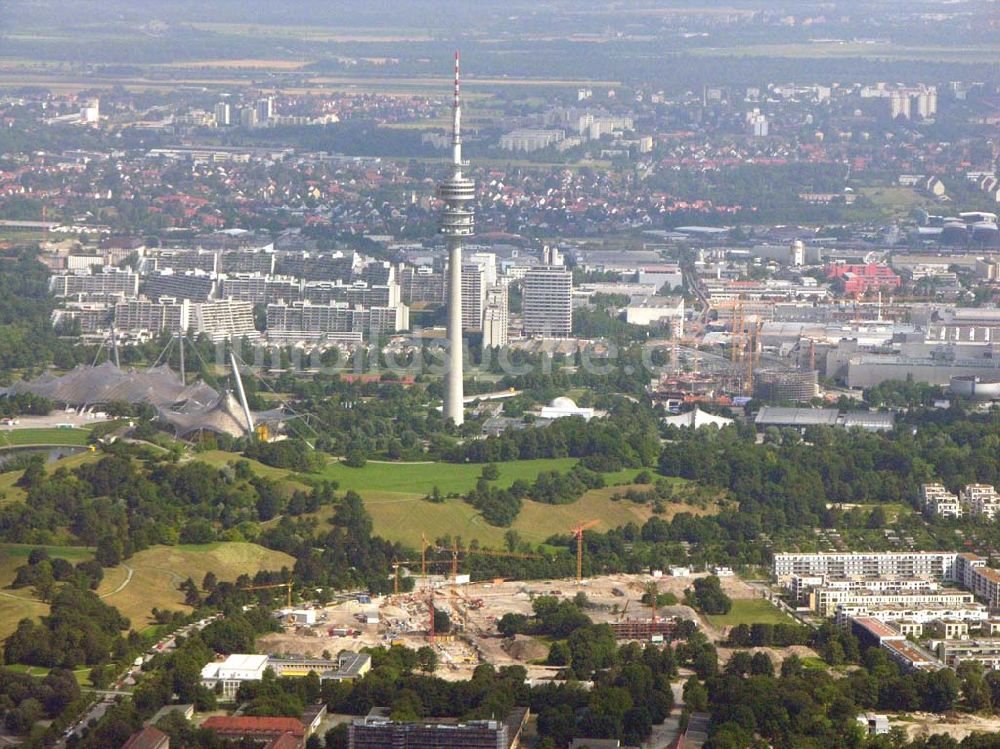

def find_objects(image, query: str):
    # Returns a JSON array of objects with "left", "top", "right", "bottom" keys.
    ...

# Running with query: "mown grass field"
[
  {"left": 0, "top": 542, "right": 294, "bottom": 643},
  {"left": 706, "top": 598, "right": 793, "bottom": 628},
  {"left": 318, "top": 457, "right": 583, "bottom": 495},
  {"left": 0, "top": 427, "right": 93, "bottom": 447}
]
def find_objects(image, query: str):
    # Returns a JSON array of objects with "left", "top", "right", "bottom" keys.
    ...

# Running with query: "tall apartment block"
[
  {"left": 482, "top": 283, "right": 509, "bottom": 348},
  {"left": 523, "top": 266, "right": 572, "bottom": 338}
]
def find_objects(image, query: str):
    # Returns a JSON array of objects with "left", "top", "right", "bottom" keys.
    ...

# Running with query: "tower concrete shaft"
[{"left": 438, "top": 51, "right": 475, "bottom": 426}]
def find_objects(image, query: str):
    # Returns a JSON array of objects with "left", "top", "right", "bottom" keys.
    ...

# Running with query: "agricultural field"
[
  {"left": 691, "top": 42, "right": 1000, "bottom": 63},
  {"left": 706, "top": 598, "right": 794, "bottom": 628}
]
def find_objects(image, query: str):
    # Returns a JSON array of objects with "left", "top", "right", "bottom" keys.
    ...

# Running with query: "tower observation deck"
[{"left": 438, "top": 52, "right": 475, "bottom": 426}]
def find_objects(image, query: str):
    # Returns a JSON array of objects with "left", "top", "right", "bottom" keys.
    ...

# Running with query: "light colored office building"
[
  {"left": 461, "top": 261, "right": 488, "bottom": 332},
  {"left": 200, "top": 654, "right": 269, "bottom": 699},
  {"left": 499, "top": 129, "right": 565, "bottom": 152},
  {"left": 836, "top": 602, "right": 987, "bottom": 627},
  {"left": 523, "top": 266, "right": 572, "bottom": 338},
  {"left": 482, "top": 284, "right": 509, "bottom": 348},
  {"left": 818, "top": 589, "right": 976, "bottom": 618}
]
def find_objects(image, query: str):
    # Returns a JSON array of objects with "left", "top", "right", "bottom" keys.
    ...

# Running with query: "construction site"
[{"left": 257, "top": 567, "right": 761, "bottom": 682}]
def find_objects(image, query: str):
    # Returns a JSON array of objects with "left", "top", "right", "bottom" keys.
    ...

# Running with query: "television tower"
[{"left": 438, "top": 51, "right": 475, "bottom": 426}]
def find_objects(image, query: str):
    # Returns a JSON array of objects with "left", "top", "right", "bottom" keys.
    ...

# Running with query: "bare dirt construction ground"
[
  {"left": 253, "top": 572, "right": 775, "bottom": 682},
  {"left": 891, "top": 712, "right": 1000, "bottom": 742}
]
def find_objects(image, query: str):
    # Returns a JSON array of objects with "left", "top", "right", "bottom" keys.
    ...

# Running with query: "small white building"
[
  {"left": 290, "top": 609, "right": 316, "bottom": 625},
  {"left": 856, "top": 713, "right": 890, "bottom": 736},
  {"left": 669, "top": 566, "right": 691, "bottom": 577},
  {"left": 713, "top": 566, "right": 735, "bottom": 577}
]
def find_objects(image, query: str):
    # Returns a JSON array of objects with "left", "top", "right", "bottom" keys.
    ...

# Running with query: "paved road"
[
  {"left": 54, "top": 614, "right": 223, "bottom": 747},
  {"left": 100, "top": 564, "right": 134, "bottom": 598}
]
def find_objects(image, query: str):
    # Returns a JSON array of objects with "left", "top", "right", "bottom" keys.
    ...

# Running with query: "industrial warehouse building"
[{"left": 755, "top": 406, "right": 895, "bottom": 432}]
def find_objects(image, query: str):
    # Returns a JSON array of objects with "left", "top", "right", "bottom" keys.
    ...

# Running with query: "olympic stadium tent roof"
[
  {"left": 157, "top": 391, "right": 285, "bottom": 439},
  {"left": 2, "top": 362, "right": 218, "bottom": 408}
]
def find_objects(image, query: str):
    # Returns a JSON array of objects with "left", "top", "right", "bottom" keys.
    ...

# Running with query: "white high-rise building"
[
  {"left": 461, "top": 262, "right": 486, "bottom": 332},
  {"left": 460, "top": 254, "right": 495, "bottom": 332},
  {"left": 482, "top": 284, "right": 509, "bottom": 348},
  {"left": 523, "top": 266, "right": 572, "bottom": 338},
  {"left": 214, "top": 102, "right": 231, "bottom": 127},
  {"left": 255, "top": 97, "right": 274, "bottom": 123}
]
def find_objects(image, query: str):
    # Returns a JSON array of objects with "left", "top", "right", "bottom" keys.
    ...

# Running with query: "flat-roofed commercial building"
[
  {"left": 350, "top": 707, "right": 528, "bottom": 749},
  {"left": 819, "top": 589, "right": 976, "bottom": 618}
]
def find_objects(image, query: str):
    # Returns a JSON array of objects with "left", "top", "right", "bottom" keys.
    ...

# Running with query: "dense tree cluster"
[
  {"left": 4, "top": 586, "right": 130, "bottom": 667},
  {"left": 244, "top": 438, "right": 326, "bottom": 472},
  {"left": 0, "top": 445, "right": 334, "bottom": 556},
  {"left": 10, "top": 547, "right": 104, "bottom": 600},
  {"left": 464, "top": 463, "right": 606, "bottom": 527},
  {"left": 685, "top": 576, "right": 732, "bottom": 615},
  {"left": 0, "top": 667, "right": 81, "bottom": 735},
  {"left": 450, "top": 410, "right": 661, "bottom": 469},
  {"left": 0, "top": 249, "right": 84, "bottom": 376},
  {"left": 660, "top": 414, "right": 1000, "bottom": 516}
]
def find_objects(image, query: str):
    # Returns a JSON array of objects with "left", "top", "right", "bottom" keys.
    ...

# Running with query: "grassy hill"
[
  {"left": 197, "top": 450, "right": 584, "bottom": 495},
  {"left": 0, "top": 545, "right": 92, "bottom": 642},
  {"left": 300, "top": 477, "right": 719, "bottom": 547},
  {"left": 0, "top": 542, "right": 294, "bottom": 642},
  {"left": 0, "top": 450, "right": 102, "bottom": 506},
  {"left": 97, "top": 543, "right": 295, "bottom": 632},
  {"left": 197, "top": 450, "right": 724, "bottom": 547}
]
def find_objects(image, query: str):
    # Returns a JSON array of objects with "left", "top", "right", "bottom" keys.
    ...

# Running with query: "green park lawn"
[
  {"left": 0, "top": 427, "right": 93, "bottom": 447},
  {"left": 706, "top": 598, "right": 793, "bottom": 628}
]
